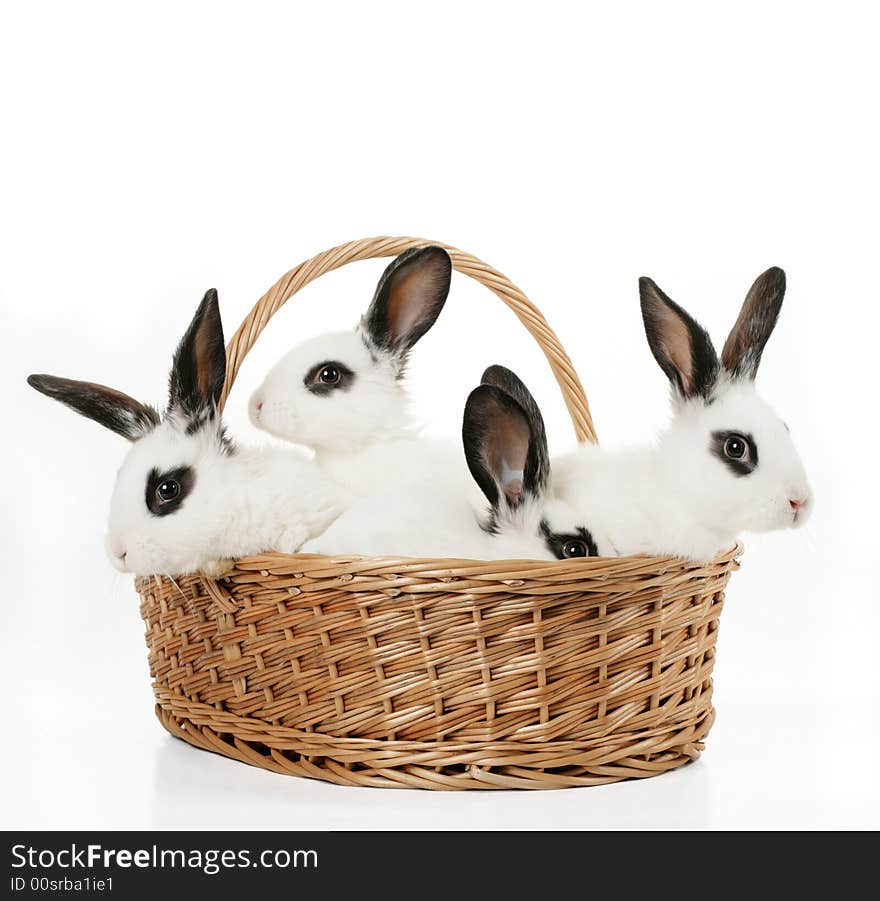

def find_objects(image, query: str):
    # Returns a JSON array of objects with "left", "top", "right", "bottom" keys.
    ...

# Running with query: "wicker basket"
[{"left": 137, "top": 236, "right": 741, "bottom": 790}]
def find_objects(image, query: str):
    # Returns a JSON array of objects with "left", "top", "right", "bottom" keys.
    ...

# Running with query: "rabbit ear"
[
  {"left": 640, "top": 277, "right": 720, "bottom": 400},
  {"left": 27, "top": 373, "right": 159, "bottom": 440},
  {"left": 480, "top": 363, "right": 548, "bottom": 466},
  {"left": 168, "top": 289, "right": 226, "bottom": 418},
  {"left": 361, "top": 246, "right": 452, "bottom": 358},
  {"left": 463, "top": 383, "right": 549, "bottom": 512},
  {"left": 721, "top": 267, "right": 786, "bottom": 380}
]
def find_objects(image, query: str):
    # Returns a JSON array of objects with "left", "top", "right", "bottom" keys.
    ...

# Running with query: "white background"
[{"left": 1, "top": 1, "right": 877, "bottom": 829}]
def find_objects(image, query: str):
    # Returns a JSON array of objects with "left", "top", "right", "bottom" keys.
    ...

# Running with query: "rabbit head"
[
  {"left": 249, "top": 245, "right": 452, "bottom": 453},
  {"left": 28, "top": 289, "right": 238, "bottom": 576},
  {"left": 640, "top": 267, "right": 812, "bottom": 537},
  {"left": 465, "top": 365, "right": 605, "bottom": 560}
]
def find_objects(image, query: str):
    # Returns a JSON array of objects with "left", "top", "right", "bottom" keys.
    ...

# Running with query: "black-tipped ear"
[
  {"left": 27, "top": 373, "right": 159, "bottom": 440},
  {"left": 462, "top": 384, "right": 548, "bottom": 512},
  {"left": 480, "top": 363, "right": 549, "bottom": 476},
  {"left": 361, "top": 246, "right": 451, "bottom": 359},
  {"left": 721, "top": 267, "right": 786, "bottom": 380},
  {"left": 168, "top": 289, "right": 226, "bottom": 418},
  {"left": 639, "top": 277, "right": 720, "bottom": 400}
]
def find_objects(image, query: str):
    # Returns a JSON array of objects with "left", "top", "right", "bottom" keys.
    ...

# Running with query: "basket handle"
[{"left": 220, "top": 236, "right": 597, "bottom": 444}]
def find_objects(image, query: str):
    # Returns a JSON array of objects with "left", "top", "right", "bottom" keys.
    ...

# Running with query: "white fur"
[
  {"left": 106, "top": 413, "right": 347, "bottom": 576},
  {"left": 302, "top": 482, "right": 587, "bottom": 561},
  {"left": 552, "top": 378, "right": 812, "bottom": 562},
  {"left": 301, "top": 476, "right": 497, "bottom": 558}
]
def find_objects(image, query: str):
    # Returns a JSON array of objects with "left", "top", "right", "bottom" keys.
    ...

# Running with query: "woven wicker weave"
[{"left": 137, "top": 236, "right": 741, "bottom": 790}]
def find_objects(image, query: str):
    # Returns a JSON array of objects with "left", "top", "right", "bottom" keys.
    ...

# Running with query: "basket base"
[{"left": 155, "top": 703, "right": 714, "bottom": 791}]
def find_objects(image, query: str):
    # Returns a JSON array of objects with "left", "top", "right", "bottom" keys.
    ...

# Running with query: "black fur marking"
[
  {"left": 359, "top": 330, "right": 382, "bottom": 365},
  {"left": 217, "top": 423, "right": 236, "bottom": 455},
  {"left": 27, "top": 373, "right": 160, "bottom": 441},
  {"left": 304, "top": 361, "right": 357, "bottom": 396},
  {"left": 179, "top": 409, "right": 234, "bottom": 458},
  {"left": 639, "top": 277, "right": 720, "bottom": 400},
  {"left": 710, "top": 430, "right": 759, "bottom": 477},
  {"left": 145, "top": 465, "right": 196, "bottom": 516},
  {"left": 540, "top": 521, "right": 599, "bottom": 559},
  {"left": 479, "top": 510, "right": 500, "bottom": 536},
  {"left": 358, "top": 329, "right": 408, "bottom": 379},
  {"left": 168, "top": 289, "right": 226, "bottom": 423},
  {"left": 185, "top": 409, "right": 210, "bottom": 435},
  {"left": 361, "top": 245, "right": 451, "bottom": 359}
]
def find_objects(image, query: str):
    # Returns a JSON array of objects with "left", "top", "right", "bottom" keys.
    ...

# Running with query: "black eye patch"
[
  {"left": 304, "top": 361, "right": 356, "bottom": 396},
  {"left": 710, "top": 430, "right": 759, "bottom": 477},
  {"left": 145, "top": 465, "right": 195, "bottom": 516},
  {"left": 540, "top": 522, "right": 599, "bottom": 559}
]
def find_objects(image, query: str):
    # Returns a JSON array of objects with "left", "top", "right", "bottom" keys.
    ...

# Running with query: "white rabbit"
[
  {"left": 28, "top": 289, "right": 348, "bottom": 577},
  {"left": 302, "top": 365, "right": 602, "bottom": 561},
  {"left": 249, "top": 245, "right": 457, "bottom": 496},
  {"left": 551, "top": 268, "right": 812, "bottom": 562}
]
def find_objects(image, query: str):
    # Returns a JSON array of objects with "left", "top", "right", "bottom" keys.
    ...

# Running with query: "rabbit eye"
[
  {"left": 146, "top": 466, "right": 194, "bottom": 516},
  {"left": 542, "top": 525, "right": 598, "bottom": 560},
  {"left": 304, "top": 361, "right": 356, "bottom": 395},
  {"left": 562, "top": 540, "right": 588, "bottom": 558},
  {"left": 711, "top": 431, "right": 758, "bottom": 476},
  {"left": 724, "top": 435, "right": 747, "bottom": 460},
  {"left": 157, "top": 480, "right": 180, "bottom": 502}
]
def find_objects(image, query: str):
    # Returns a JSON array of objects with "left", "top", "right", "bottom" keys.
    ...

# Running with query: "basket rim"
[
  {"left": 258, "top": 542, "right": 744, "bottom": 567},
  {"left": 135, "top": 543, "right": 743, "bottom": 590}
]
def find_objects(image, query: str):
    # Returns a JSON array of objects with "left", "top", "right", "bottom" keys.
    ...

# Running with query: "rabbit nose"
[
  {"left": 256, "top": 401, "right": 263, "bottom": 412},
  {"left": 789, "top": 497, "right": 809, "bottom": 523},
  {"left": 109, "top": 537, "right": 126, "bottom": 559}
]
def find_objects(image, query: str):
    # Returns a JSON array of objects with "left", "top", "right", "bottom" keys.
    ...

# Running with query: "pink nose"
[
  {"left": 789, "top": 498, "right": 805, "bottom": 511},
  {"left": 256, "top": 401, "right": 263, "bottom": 412}
]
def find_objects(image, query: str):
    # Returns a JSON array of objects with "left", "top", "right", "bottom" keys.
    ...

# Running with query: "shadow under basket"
[{"left": 135, "top": 236, "right": 743, "bottom": 790}]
